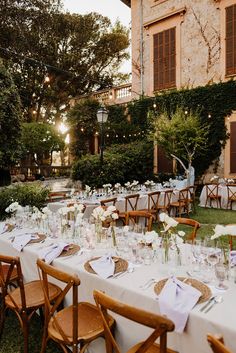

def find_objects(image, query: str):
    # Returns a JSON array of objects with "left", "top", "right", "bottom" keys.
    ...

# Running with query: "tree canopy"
[
  {"left": 0, "top": 0, "right": 130, "bottom": 122},
  {"left": 0, "top": 60, "right": 22, "bottom": 185},
  {"left": 21, "top": 122, "right": 65, "bottom": 165},
  {"left": 150, "top": 108, "right": 209, "bottom": 171}
]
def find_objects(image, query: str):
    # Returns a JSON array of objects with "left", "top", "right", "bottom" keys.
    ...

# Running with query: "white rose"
[{"left": 178, "top": 230, "right": 185, "bottom": 237}]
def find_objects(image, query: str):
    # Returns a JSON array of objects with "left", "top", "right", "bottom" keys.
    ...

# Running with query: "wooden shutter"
[
  {"left": 157, "top": 146, "right": 173, "bottom": 173},
  {"left": 153, "top": 27, "right": 176, "bottom": 91},
  {"left": 230, "top": 122, "right": 236, "bottom": 173},
  {"left": 226, "top": 5, "right": 236, "bottom": 76}
]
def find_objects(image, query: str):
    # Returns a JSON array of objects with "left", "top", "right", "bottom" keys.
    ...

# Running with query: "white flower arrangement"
[
  {"left": 159, "top": 212, "right": 185, "bottom": 257},
  {"left": 211, "top": 224, "right": 236, "bottom": 240},
  {"left": 92, "top": 205, "right": 118, "bottom": 222},
  {"left": 124, "top": 181, "right": 131, "bottom": 189},
  {"left": 41, "top": 206, "right": 52, "bottom": 220},
  {"left": 114, "top": 183, "right": 121, "bottom": 189},
  {"left": 210, "top": 175, "right": 219, "bottom": 183},
  {"left": 5, "top": 201, "right": 22, "bottom": 214},
  {"left": 130, "top": 180, "right": 139, "bottom": 190},
  {"left": 84, "top": 185, "right": 92, "bottom": 197}
]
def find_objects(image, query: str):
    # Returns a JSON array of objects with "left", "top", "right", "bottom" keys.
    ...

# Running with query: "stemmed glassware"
[{"left": 215, "top": 263, "right": 228, "bottom": 290}]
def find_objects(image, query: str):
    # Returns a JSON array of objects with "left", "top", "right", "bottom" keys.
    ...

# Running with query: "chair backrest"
[
  {"left": 93, "top": 290, "right": 175, "bottom": 353},
  {"left": 100, "top": 197, "right": 117, "bottom": 207},
  {"left": 174, "top": 217, "right": 200, "bottom": 241},
  {"left": 125, "top": 211, "right": 153, "bottom": 231},
  {"left": 205, "top": 184, "right": 220, "bottom": 198},
  {"left": 226, "top": 184, "right": 236, "bottom": 200},
  {"left": 187, "top": 185, "right": 196, "bottom": 201},
  {"left": 207, "top": 334, "right": 232, "bottom": 353},
  {"left": 124, "top": 194, "right": 140, "bottom": 211},
  {"left": 160, "top": 189, "right": 173, "bottom": 208},
  {"left": 37, "top": 259, "right": 80, "bottom": 348},
  {"left": 147, "top": 191, "right": 161, "bottom": 211},
  {"left": 178, "top": 188, "right": 189, "bottom": 203},
  {"left": 48, "top": 192, "right": 67, "bottom": 202},
  {"left": 0, "top": 254, "right": 26, "bottom": 311}
]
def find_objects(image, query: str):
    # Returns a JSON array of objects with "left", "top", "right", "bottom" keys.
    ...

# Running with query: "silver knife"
[{"left": 200, "top": 296, "right": 215, "bottom": 312}]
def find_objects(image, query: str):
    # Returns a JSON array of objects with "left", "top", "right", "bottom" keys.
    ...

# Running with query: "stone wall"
[{"left": 131, "top": 0, "right": 223, "bottom": 97}]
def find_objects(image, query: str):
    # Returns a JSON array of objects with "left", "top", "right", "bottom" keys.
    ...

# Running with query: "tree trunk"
[{"left": 0, "top": 168, "right": 11, "bottom": 186}]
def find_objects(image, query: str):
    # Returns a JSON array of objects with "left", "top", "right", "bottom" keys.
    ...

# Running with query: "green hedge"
[
  {"left": 72, "top": 140, "right": 154, "bottom": 187},
  {"left": 0, "top": 183, "right": 50, "bottom": 220}
]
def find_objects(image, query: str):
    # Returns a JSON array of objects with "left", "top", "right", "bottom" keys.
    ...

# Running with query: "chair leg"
[
  {"left": 0, "top": 302, "right": 6, "bottom": 338},
  {"left": 40, "top": 322, "right": 49, "bottom": 353},
  {"left": 22, "top": 316, "right": 29, "bottom": 353}
]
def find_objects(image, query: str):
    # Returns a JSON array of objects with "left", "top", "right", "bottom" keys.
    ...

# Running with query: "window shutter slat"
[
  {"left": 226, "top": 5, "right": 236, "bottom": 75},
  {"left": 153, "top": 27, "right": 176, "bottom": 91},
  {"left": 230, "top": 122, "right": 236, "bottom": 173}
]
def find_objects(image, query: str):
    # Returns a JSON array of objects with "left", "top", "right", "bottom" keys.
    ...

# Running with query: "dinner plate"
[
  {"left": 28, "top": 233, "right": 46, "bottom": 244},
  {"left": 59, "top": 244, "right": 80, "bottom": 257},
  {"left": 84, "top": 256, "right": 128, "bottom": 275},
  {"left": 154, "top": 277, "right": 212, "bottom": 304}
]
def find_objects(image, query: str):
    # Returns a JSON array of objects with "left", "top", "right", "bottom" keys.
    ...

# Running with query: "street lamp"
[{"left": 96, "top": 105, "right": 108, "bottom": 165}]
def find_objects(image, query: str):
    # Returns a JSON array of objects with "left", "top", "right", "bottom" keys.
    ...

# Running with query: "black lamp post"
[{"left": 96, "top": 105, "right": 108, "bottom": 165}]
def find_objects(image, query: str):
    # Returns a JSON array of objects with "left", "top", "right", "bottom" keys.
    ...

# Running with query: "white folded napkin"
[
  {"left": 158, "top": 276, "right": 201, "bottom": 333},
  {"left": 12, "top": 233, "right": 39, "bottom": 251},
  {"left": 39, "top": 242, "right": 68, "bottom": 264},
  {"left": 89, "top": 255, "right": 115, "bottom": 279}
]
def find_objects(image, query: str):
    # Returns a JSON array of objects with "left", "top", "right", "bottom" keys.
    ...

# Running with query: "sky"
[
  {"left": 63, "top": 0, "right": 131, "bottom": 73},
  {"left": 63, "top": 0, "right": 131, "bottom": 27}
]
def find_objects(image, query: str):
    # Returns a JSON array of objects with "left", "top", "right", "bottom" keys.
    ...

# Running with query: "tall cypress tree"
[{"left": 0, "top": 60, "right": 22, "bottom": 185}]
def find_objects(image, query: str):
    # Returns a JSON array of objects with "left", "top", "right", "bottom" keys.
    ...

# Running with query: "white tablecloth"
[
  {"left": 199, "top": 184, "right": 236, "bottom": 209},
  {"left": 0, "top": 228, "right": 235, "bottom": 353},
  {"left": 47, "top": 190, "right": 182, "bottom": 219}
]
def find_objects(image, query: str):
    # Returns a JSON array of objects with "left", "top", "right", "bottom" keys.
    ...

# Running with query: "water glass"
[{"left": 215, "top": 263, "right": 228, "bottom": 290}]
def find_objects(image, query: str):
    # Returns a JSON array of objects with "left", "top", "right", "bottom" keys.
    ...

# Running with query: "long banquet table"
[
  {"left": 47, "top": 189, "right": 182, "bottom": 219},
  {"left": 0, "top": 228, "right": 235, "bottom": 353},
  {"left": 199, "top": 184, "right": 236, "bottom": 210}
]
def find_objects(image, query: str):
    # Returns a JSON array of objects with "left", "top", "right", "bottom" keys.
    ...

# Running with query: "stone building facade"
[{"left": 121, "top": 0, "right": 236, "bottom": 179}]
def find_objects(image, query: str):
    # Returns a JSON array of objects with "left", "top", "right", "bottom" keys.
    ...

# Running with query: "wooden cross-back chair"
[
  {"left": 187, "top": 185, "right": 197, "bottom": 213},
  {"left": 119, "top": 194, "right": 140, "bottom": 224},
  {"left": 100, "top": 197, "right": 117, "bottom": 207},
  {"left": 169, "top": 188, "right": 190, "bottom": 217},
  {"left": 125, "top": 211, "right": 153, "bottom": 232},
  {"left": 174, "top": 217, "right": 200, "bottom": 242},
  {"left": 139, "top": 191, "right": 161, "bottom": 222},
  {"left": 226, "top": 184, "right": 236, "bottom": 210},
  {"left": 205, "top": 184, "right": 222, "bottom": 208},
  {"left": 207, "top": 334, "right": 232, "bottom": 353},
  {"left": 0, "top": 254, "right": 61, "bottom": 353},
  {"left": 37, "top": 259, "right": 115, "bottom": 353},
  {"left": 93, "top": 290, "right": 177, "bottom": 353},
  {"left": 47, "top": 192, "right": 67, "bottom": 202},
  {"left": 156, "top": 189, "right": 173, "bottom": 215}
]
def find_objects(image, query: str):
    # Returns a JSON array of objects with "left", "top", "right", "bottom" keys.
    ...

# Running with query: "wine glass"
[{"left": 215, "top": 263, "right": 228, "bottom": 290}]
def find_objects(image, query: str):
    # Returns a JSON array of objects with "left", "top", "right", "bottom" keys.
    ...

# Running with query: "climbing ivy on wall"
[{"left": 68, "top": 80, "right": 236, "bottom": 178}]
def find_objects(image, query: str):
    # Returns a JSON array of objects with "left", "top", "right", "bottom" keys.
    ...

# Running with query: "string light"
[
  {"left": 153, "top": 103, "right": 157, "bottom": 108},
  {"left": 81, "top": 128, "right": 84, "bottom": 132},
  {"left": 184, "top": 110, "right": 188, "bottom": 115},
  {"left": 208, "top": 113, "right": 212, "bottom": 118}
]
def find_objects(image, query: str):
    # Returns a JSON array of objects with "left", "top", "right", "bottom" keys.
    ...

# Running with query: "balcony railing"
[{"left": 71, "top": 83, "right": 132, "bottom": 106}]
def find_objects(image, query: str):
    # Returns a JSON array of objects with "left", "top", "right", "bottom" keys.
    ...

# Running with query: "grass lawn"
[{"left": 154, "top": 202, "right": 236, "bottom": 239}]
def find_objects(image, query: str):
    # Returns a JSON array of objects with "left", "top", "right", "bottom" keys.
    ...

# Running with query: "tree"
[
  {"left": 21, "top": 122, "right": 65, "bottom": 167},
  {"left": 0, "top": 60, "right": 22, "bottom": 185},
  {"left": 150, "top": 108, "right": 209, "bottom": 182},
  {"left": 0, "top": 1, "right": 130, "bottom": 123}
]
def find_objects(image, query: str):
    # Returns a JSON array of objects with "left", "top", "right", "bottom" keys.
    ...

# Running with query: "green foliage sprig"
[{"left": 0, "top": 183, "right": 50, "bottom": 220}]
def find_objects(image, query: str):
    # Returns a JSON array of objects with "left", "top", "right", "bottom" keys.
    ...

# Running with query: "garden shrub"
[
  {"left": 71, "top": 140, "right": 154, "bottom": 188},
  {"left": 0, "top": 183, "right": 50, "bottom": 220}
]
